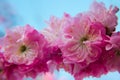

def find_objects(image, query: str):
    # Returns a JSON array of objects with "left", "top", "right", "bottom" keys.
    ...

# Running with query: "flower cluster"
[{"left": 0, "top": 1, "right": 119, "bottom": 80}]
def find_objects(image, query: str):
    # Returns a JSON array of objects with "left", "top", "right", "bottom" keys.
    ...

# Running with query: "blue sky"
[
  {"left": 7, "top": 0, "right": 120, "bottom": 30},
  {"left": 4, "top": 0, "right": 120, "bottom": 80}
]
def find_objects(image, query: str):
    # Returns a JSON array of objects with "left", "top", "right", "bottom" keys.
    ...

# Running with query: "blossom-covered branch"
[{"left": 0, "top": 1, "right": 119, "bottom": 80}]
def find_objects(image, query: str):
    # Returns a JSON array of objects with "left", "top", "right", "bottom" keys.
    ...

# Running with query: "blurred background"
[{"left": 0, "top": 0, "right": 120, "bottom": 80}]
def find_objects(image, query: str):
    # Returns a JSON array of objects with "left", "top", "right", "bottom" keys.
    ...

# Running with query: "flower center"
[
  {"left": 20, "top": 45, "right": 27, "bottom": 53},
  {"left": 116, "top": 50, "right": 120, "bottom": 56},
  {"left": 80, "top": 36, "right": 88, "bottom": 42},
  {"left": 80, "top": 36, "right": 88, "bottom": 45}
]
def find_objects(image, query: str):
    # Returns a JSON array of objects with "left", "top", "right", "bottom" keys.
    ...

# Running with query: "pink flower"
[
  {"left": 61, "top": 14, "right": 106, "bottom": 65},
  {"left": 106, "top": 32, "right": 120, "bottom": 50},
  {"left": 24, "top": 60, "right": 49, "bottom": 78},
  {"left": 0, "top": 25, "right": 47, "bottom": 65},
  {"left": 105, "top": 32, "right": 120, "bottom": 72},
  {"left": 89, "top": 1, "right": 119, "bottom": 35},
  {"left": 74, "top": 59, "right": 108, "bottom": 80},
  {"left": 4, "top": 64, "right": 24, "bottom": 80},
  {"left": 42, "top": 13, "right": 72, "bottom": 46},
  {"left": 0, "top": 53, "right": 24, "bottom": 80}
]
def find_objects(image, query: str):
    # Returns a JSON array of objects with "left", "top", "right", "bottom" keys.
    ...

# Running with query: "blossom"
[
  {"left": 42, "top": 13, "right": 72, "bottom": 46},
  {"left": 0, "top": 25, "right": 47, "bottom": 65},
  {"left": 0, "top": 1, "right": 119, "bottom": 80},
  {"left": 4, "top": 64, "right": 25, "bottom": 80},
  {"left": 24, "top": 59, "right": 49, "bottom": 78},
  {"left": 89, "top": 1, "right": 119, "bottom": 36},
  {"left": 0, "top": 53, "right": 24, "bottom": 80},
  {"left": 105, "top": 32, "right": 120, "bottom": 72},
  {"left": 61, "top": 14, "right": 107, "bottom": 65},
  {"left": 73, "top": 59, "right": 108, "bottom": 80}
]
